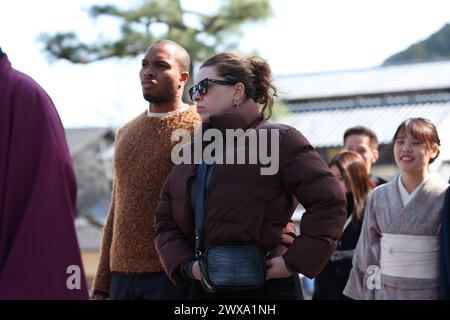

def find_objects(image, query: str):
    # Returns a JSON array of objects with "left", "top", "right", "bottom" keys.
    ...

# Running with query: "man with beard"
[{"left": 92, "top": 40, "right": 200, "bottom": 300}]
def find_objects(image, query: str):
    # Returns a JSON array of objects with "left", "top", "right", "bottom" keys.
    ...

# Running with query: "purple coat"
[{"left": 0, "top": 54, "right": 88, "bottom": 299}]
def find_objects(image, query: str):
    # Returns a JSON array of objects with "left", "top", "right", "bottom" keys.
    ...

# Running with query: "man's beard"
[{"left": 143, "top": 89, "right": 174, "bottom": 104}]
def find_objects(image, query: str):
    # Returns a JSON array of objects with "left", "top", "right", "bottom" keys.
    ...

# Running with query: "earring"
[{"left": 233, "top": 98, "right": 239, "bottom": 108}]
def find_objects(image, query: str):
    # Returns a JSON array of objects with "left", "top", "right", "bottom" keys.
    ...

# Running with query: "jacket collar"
[{"left": 207, "top": 99, "right": 264, "bottom": 134}]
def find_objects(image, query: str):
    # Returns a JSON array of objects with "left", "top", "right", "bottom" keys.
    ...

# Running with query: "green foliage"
[
  {"left": 39, "top": 0, "right": 272, "bottom": 67},
  {"left": 383, "top": 23, "right": 450, "bottom": 66},
  {"left": 269, "top": 98, "right": 290, "bottom": 121}
]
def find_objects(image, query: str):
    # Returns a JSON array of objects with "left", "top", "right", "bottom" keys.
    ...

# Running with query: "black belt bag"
[
  {"left": 198, "top": 243, "right": 267, "bottom": 293},
  {"left": 194, "top": 162, "right": 267, "bottom": 293}
]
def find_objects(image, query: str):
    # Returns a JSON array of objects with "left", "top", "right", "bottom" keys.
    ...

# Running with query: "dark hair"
[
  {"left": 344, "top": 126, "right": 379, "bottom": 149},
  {"left": 392, "top": 117, "right": 440, "bottom": 164},
  {"left": 153, "top": 39, "right": 190, "bottom": 73},
  {"left": 200, "top": 52, "right": 278, "bottom": 119},
  {"left": 329, "top": 151, "right": 373, "bottom": 223}
]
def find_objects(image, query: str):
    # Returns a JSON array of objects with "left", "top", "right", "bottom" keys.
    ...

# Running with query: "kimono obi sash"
[{"left": 380, "top": 233, "right": 439, "bottom": 279}]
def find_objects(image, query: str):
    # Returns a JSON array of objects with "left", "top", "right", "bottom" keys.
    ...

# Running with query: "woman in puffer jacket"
[{"left": 154, "top": 51, "right": 347, "bottom": 300}]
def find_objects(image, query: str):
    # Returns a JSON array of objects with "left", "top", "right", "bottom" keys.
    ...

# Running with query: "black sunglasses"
[{"left": 189, "top": 78, "right": 234, "bottom": 100}]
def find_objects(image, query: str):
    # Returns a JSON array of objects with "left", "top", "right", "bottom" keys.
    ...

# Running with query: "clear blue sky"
[{"left": 1, "top": 0, "right": 449, "bottom": 127}]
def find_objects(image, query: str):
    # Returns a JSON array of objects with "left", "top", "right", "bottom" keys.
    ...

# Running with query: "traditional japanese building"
[{"left": 276, "top": 59, "right": 450, "bottom": 181}]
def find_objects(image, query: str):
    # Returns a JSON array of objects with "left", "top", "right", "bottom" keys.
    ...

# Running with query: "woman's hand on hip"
[
  {"left": 192, "top": 260, "right": 202, "bottom": 280},
  {"left": 265, "top": 256, "right": 293, "bottom": 280}
]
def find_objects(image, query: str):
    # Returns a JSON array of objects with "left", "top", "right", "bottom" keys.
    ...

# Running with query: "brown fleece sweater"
[{"left": 93, "top": 106, "right": 200, "bottom": 295}]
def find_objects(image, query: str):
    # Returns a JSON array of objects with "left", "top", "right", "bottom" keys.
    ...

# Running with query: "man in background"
[{"left": 343, "top": 126, "right": 387, "bottom": 187}]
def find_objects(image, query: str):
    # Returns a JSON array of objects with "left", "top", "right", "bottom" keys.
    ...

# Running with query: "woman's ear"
[
  {"left": 234, "top": 82, "right": 245, "bottom": 102},
  {"left": 430, "top": 144, "right": 440, "bottom": 160}
]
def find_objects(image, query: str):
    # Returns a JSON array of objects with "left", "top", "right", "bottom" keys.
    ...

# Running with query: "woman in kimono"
[
  {"left": 313, "top": 151, "right": 373, "bottom": 299},
  {"left": 344, "top": 118, "right": 448, "bottom": 300}
]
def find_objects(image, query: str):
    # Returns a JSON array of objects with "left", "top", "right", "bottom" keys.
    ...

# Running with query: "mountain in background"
[{"left": 383, "top": 23, "right": 450, "bottom": 66}]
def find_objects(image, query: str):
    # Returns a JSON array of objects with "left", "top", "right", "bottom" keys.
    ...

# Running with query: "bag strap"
[
  {"left": 194, "top": 161, "right": 209, "bottom": 258},
  {"left": 342, "top": 214, "right": 353, "bottom": 232},
  {"left": 193, "top": 161, "right": 219, "bottom": 292}
]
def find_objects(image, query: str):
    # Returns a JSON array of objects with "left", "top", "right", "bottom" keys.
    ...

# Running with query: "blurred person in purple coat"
[{"left": 0, "top": 47, "right": 89, "bottom": 299}]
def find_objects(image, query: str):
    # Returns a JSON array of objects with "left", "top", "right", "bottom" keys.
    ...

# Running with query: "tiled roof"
[
  {"left": 275, "top": 60, "right": 450, "bottom": 101},
  {"left": 278, "top": 102, "right": 450, "bottom": 148}
]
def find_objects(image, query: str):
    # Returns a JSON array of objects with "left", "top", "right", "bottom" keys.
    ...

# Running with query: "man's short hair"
[
  {"left": 343, "top": 126, "right": 379, "bottom": 149},
  {"left": 153, "top": 39, "right": 190, "bottom": 73}
]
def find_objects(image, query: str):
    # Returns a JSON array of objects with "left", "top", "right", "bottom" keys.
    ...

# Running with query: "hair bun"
[
  {"left": 246, "top": 57, "right": 277, "bottom": 110},
  {"left": 200, "top": 52, "right": 278, "bottom": 119},
  {"left": 248, "top": 57, "right": 269, "bottom": 82}
]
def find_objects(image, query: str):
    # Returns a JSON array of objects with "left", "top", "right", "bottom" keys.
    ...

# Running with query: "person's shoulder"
[
  {"left": 9, "top": 67, "right": 49, "bottom": 98},
  {"left": 264, "top": 122, "right": 314, "bottom": 150},
  {"left": 370, "top": 178, "right": 395, "bottom": 201},
  {"left": 178, "top": 105, "right": 201, "bottom": 123},
  {"left": 371, "top": 183, "right": 388, "bottom": 196},
  {"left": 163, "top": 105, "right": 200, "bottom": 134},
  {"left": 426, "top": 172, "right": 450, "bottom": 196},
  {"left": 117, "top": 111, "right": 147, "bottom": 135},
  {"left": 5, "top": 66, "right": 57, "bottom": 118},
  {"left": 256, "top": 121, "right": 304, "bottom": 140},
  {"left": 186, "top": 105, "right": 199, "bottom": 116},
  {"left": 257, "top": 121, "right": 292, "bottom": 132},
  {"left": 372, "top": 175, "right": 388, "bottom": 187}
]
